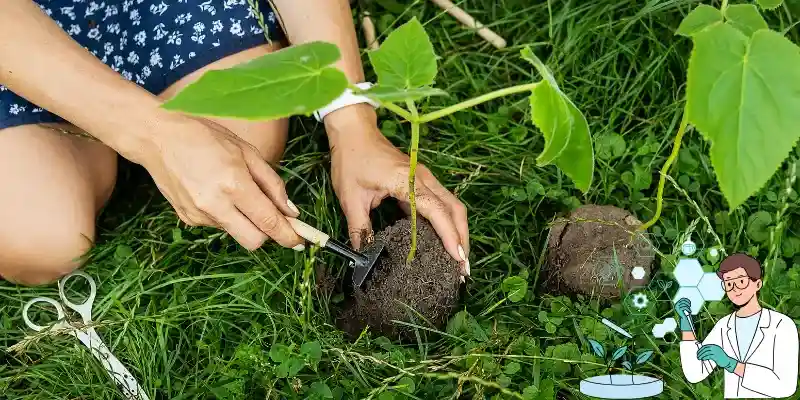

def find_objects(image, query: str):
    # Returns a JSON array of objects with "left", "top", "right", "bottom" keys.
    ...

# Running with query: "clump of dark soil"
[
  {"left": 545, "top": 205, "right": 655, "bottom": 299},
  {"left": 337, "top": 217, "right": 461, "bottom": 339}
]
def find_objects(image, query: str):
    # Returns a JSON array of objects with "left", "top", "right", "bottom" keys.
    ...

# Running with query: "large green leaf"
[
  {"left": 757, "top": 0, "right": 784, "bottom": 10},
  {"left": 676, "top": 4, "right": 722, "bottom": 37},
  {"left": 725, "top": 4, "right": 768, "bottom": 37},
  {"left": 368, "top": 17, "right": 437, "bottom": 89},
  {"left": 162, "top": 42, "right": 348, "bottom": 119},
  {"left": 362, "top": 85, "right": 447, "bottom": 103},
  {"left": 522, "top": 47, "right": 594, "bottom": 193},
  {"left": 686, "top": 24, "right": 800, "bottom": 209},
  {"left": 530, "top": 81, "right": 572, "bottom": 165}
]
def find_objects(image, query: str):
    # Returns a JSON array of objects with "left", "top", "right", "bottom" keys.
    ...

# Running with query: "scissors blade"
[{"left": 78, "top": 329, "right": 150, "bottom": 400}]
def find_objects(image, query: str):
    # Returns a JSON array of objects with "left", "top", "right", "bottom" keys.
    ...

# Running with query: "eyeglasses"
[{"left": 722, "top": 276, "right": 752, "bottom": 292}]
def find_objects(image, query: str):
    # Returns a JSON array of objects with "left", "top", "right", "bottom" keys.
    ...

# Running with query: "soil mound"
[
  {"left": 545, "top": 205, "right": 654, "bottom": 299},
  {"left": 337, "top": 217, "right": 461, "bottom": 338}
]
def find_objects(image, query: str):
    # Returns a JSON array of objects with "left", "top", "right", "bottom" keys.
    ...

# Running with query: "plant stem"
[
  {"left": 381, "top": 101, "right": 413, "bottom": 121},
  {"left": 638, "top": 113, "right": 690, "bottom": 232},
  {"left": 406, "top": 99, "right": 420, "bottom": 266},
  {"left": 418, "top": 82, "right": 539, "bottom": 123}
]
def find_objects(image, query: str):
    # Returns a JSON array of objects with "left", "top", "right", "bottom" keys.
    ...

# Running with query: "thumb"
[{"left": 342, "top": 201, "right": 373, "bottom": 250}]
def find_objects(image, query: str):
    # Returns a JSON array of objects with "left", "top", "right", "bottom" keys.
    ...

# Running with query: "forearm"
[
  {"left": 0, "top": 1, "right": 169, "bottom": 160},
  {"left": 271, "top": 0, "right": 379, "bottom": 145}
]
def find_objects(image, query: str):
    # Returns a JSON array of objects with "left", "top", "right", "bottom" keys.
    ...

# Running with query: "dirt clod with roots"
[
  {"left": 545, "top": 205, "right": 655, "bottom": 299},
  {"left": 337, "top": 217, "right": 461, "bottom": 339}
]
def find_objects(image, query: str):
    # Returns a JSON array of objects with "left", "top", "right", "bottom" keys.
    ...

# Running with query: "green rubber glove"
[
  {"left": 697, "top": 345, "right": 738, "bottom": 373},
  {"left": 674, "top": 297, "right": 693, "bottom": 332}
]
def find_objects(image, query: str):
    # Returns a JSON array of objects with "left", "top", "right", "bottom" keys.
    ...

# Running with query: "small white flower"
[
  {"left": 174, "top": 13, "right": 192, "bottom": 25},
  {"left": 32, "top": 107, "right": 44, "bottom": 113},
  {"left": 119, "top": 31, "right": 128, "bottom": 50},
  {"left": 103, "top": 42, "right": 114, "bottom": 54},
  {"left": 130, "top": 9, "right": 141, "bottom": 26},
  {"left": 267, "top": 12, "right": 276, "bottom": 23},
  {"left": 106, "top": 22, "right": 121, "bottom": 34},
  {"left": 169, "top": 54, "right": 185, "bottom": 70},
  {"left": 121, "top": 70, "right": 133, "bottom": 81},
  {"left": 212, "top": 40, "right": 220, "bottom": 47},
  {"left": 149, "top": 2, "right": 168, "bottom": 16},
  {"left": 60, "top": 6, "right": 76, "bottom": 20},
  {"left": 250, "top": 25, "right": 263, "bottom": 35},
  {"left": 188, "top": 51, "right": 196, "bottom": 59},
  {"left": 127, "top": 51, "right": 139, "bottom": 64},
  {"left": 103, "top": 5, "right": 118, "bottom": 20},
  {"left": 167, "top": 31, "right": 183, "bottom": 45},
  {"left": 193, "top": 22, "right": 205, "bottom": 33},
  {"left": 199, "top": 1, "right": 216, "bottom": 16},
  {"left": 149, "top": 48, "right": 163, "bottom": 67},
  {"left": 191, "top": 33, "right": 205, "bottom": 44},
  {"left": 133, "top": 31, "right": 146, "bottom": 46},
  {"left": 67, "top": 24, "right": 82, "bottom": 36},
  {"left": 84, "top": 1, "right": 101, "bottom": 17},
  {"left": 153, "top": 23, "right": 168, "bottom": 41},
  {"left": 141, "top": 65, "right": 151, "bottom": 78},
  {"left": 87, "top": 27, "right": 102, "bottom": 40},
  {"left": 122, "top": 0, "right": 133, "bottom": 12},
  {"left": 134, "top": 74, "right": 145, "bottom": 85},
  {"left": 113, "top": 55, "right": 124, "bottom": 67},
  {"left": 210, "top": 20, "right": 223, "bottom": 34},
  {"left": 229, "top": 18, "right": 243, "bottom": 37},
  {"left": 9, "top": 104, "right": 25, "bottom": 115}
]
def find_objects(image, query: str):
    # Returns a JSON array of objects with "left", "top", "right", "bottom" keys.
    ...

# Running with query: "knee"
[{"left": 0, "top": 225, "right": 93, "bottom": 286}]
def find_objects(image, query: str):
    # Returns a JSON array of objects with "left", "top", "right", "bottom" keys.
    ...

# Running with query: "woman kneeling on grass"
[{"left": 0, "top": 0, "right": 469, "bottom": 285}]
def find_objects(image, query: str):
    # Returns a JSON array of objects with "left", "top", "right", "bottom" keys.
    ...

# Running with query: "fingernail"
[
  {"left": 287, "top": 199, "right": 300, "bottom": 215},
  {"left": 465, "top": 260, "right": 471, "bottom": 276},
  {"left": 457, "top": 245, "right": 467, "bottom": 262},
  {"left": 460, "top": 275, "right": 466, "bottom": 284},
  {"left": 292, "top": 244, "right": 305, "bottom": 252}
]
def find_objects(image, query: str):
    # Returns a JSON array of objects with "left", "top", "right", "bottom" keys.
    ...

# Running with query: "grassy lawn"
[{"left": 3, "top": 0, "right": 800, "bottom": 399}]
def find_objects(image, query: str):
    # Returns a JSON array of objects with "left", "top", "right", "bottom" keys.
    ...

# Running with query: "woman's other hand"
[
  {"left": 326, "top": 105, "right": 470, "bottom": 276},
  {"left": 134, "top": 116, "right": 304, "bottom": 251}
]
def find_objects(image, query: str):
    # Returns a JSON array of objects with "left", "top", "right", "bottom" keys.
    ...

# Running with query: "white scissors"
[{"left": 22, "top": 271, "right": 149, "bottom": 400}]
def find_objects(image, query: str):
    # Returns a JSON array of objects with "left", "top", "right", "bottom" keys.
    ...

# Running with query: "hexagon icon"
[
  {"left": 698, "top": 273, "right": 725, "bottom": 301},
  {"left": 673, "top": 287, "right": 704, "bottom": 315},
  {"left": 673, "top": 258, "right": 703, "bottom": 287}
]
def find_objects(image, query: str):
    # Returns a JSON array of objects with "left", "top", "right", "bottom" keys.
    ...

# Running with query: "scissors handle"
[
  {"left": 80, "top": 329, "right": 150, "bottom": 400},
  {"left": 22, "top": 297, "right": 66, "bottom": 332},
  {"left": 58, "top": 271, "right": 96, "bottom": 321}
]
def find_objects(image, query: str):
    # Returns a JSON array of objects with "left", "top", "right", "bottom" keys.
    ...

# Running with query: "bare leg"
[{"left": 0, "top": 43, "right": 289, "bottom": 285}]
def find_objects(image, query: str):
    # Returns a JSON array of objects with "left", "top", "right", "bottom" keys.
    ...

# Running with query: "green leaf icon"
[
  {"left": 686, "top": 25, "right": 800, "bottom": 209},
  {"left": 162, "top": 42, "right": 348, "bottom": 119},
  {"left": 611, "top": 346, "right": 627, "bottom": 361},
  {"left": 635, "top": 350, "right": 654, "bottom": 364},
  {"left": 588, "top": 339, "right": 606, "bottom": 358},
  {"left": 368, "top": 17, "right": 437, "bottom": 90}
]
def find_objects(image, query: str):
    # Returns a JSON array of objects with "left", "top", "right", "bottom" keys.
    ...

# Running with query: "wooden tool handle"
[
  {"left": 287, "top": 218, "right": 330, "bottom": 247},
  {"left": 430, "top": 0, "right": 507, "bottom": 49}
]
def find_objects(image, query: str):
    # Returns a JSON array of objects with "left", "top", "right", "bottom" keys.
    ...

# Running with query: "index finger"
[{"left": 233, "top": 179, "right": 304, "bottom": 249}]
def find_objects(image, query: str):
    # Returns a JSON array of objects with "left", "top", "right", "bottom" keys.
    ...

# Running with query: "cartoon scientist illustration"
[{"left": 674, "top": 253, "right": 799, "bottom": 398}]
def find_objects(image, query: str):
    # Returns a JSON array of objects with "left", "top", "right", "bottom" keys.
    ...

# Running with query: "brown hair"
[{"left": 717, "top": 253, "right": 762, "bottom": 280}]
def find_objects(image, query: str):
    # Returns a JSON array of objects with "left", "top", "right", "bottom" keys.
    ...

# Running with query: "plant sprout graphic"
[{"left": 587, "top": 339, "right": 654, "bottom": 378}]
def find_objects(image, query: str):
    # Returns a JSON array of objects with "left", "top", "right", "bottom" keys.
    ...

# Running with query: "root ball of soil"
[
  {"left": 546, "top": 205, "right": 654, "bottom": 299},
  {"left": 337, "top": 217, "right": 461, "bottom": 339}
]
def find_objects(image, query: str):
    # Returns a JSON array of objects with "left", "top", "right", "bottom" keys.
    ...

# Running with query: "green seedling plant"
[
  {"left": 640, "top": 0, "right": 800, "bottom": 231},
  {"left": 161, "top": 18, "right": 595, "bottom": 263},
  {"left": 587, "top": 338, "right": 654, "bottom": 384}
]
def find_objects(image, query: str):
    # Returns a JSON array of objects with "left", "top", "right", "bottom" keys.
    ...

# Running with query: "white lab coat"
[{"left": 680, "top": 308, "right": 799, "bottom": 398}]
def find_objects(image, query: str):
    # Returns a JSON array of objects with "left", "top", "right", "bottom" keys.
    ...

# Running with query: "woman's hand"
[
  {"left": 134, "top": 116, "right": 304, "bottom": 251},
  {"left": 326, "top": 106, "right": 470, "bottom": 276}
]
